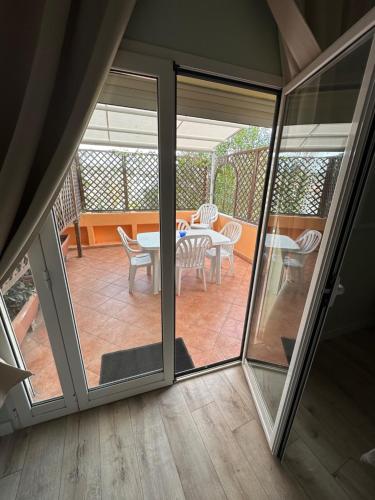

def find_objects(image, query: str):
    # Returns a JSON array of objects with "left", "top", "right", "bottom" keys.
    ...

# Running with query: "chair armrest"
[{"left": 191, "top": 212, "right": 199, "bottom": 223}]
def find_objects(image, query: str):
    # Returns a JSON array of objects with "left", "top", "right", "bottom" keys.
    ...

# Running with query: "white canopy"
[
  {"left": 82, "top": 103, "right": 247, "bottom": 152},
  {"left": 281, "top": 123, "right": 351, "bottom": 152}
]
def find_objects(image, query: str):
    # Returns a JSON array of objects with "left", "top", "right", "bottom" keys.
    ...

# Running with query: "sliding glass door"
[
  {"left": 243, "top": 31, "right": 375, "bottom": 451},
  {"left": 40, "top": 52, "right": 176, "bottom": 410},
  {"left": 0, "top": 51, "right": 176, "bottom": 423}
]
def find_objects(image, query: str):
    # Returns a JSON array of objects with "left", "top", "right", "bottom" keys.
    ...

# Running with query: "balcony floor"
[{"left": 20, "top": 245, "right": 292, "bottom": 401}]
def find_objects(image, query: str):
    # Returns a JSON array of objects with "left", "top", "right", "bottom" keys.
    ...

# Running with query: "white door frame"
[
  {"left": 0, "top": 234, "right": 78, "bottom": 429},
  {"left": 37, "top": 51, "right": 176, "bottom": 410},
  {"left": 242, "top": 24, "right": 375, "bottom": 453}
]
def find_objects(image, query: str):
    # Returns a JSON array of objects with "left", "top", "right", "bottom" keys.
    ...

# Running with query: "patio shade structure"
[{"left": 82, "top": 104, "right": 248, "bottom": 152}]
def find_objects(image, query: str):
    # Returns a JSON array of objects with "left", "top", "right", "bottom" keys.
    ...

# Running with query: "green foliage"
[
  {"left": 215, "top": 126, "right": 272, "bottom": 156},
  {"left": 214, "top": 164, "right": 236, "bottom": 216},
  {"left": 3, "top": 271, "right": 36, "bottom": 321},
  {"left": 176, "top": 152, "right": 211, "bottom": 210}
]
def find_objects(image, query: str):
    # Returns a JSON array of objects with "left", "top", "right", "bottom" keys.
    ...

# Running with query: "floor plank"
[
  {"left": 16, "top": 419, "right": 66, "bottom": 500},
  {"left": 223, "top": 365, "right": 258, "bottom": 417},
  {"left": 235, "top": 419, "right": 306, "bottom": 500},
  {"left": 193, "top": 401, "right": 268, "bottom": 499},
  {"left": 0, "top": 366, "right": 311, "bottom": 500},
  {"left": 159, "top": 385, "right": 226, "bottom": 500},
  {"left": 203, "top": 370, "right": 254, "bottom": 431},
  {"left": 335, "top": 459, "right": 375, "bottom": 500},
  {"left": 179, "top": 375, "right": 214, "bottom": 412},
  {"left": 293, "top": 403, "right": 347, "bottom": 474},
  {"left": 0, "top": 471, "right": 21, "bottom": 500},
  {"left": 59, "top": 409, "right": 101, "bottom": 500},
  {"left": 129, "top": 391, "right": 185, "bottom": 500},
  {"left": 99, "top": 400, "right": 143, "bottom": 500},
  {"left": 0, "top": 430, "right": 29, "bottom": 478},
  {"left": 284, "top": 439, "right": 350, "bottom": 500}
]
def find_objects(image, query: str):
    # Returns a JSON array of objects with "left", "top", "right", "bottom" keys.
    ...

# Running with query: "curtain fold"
[{"left": 0, "top": 0, "right": 136, "bottom": 283}]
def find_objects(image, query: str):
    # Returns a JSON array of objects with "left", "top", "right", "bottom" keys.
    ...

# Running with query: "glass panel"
[
  {"left": 59, "top": 72, "right": 162, "bottom": 389},
  {"left": 175, "top": 74, "right": 277, "bottom": 373},
  {"left": 284, "top": 164, "right": 375, "bottom": 490},
  {"left": 246, "top": 37, "right": 372, "bottom": 422},
  {"left": 1, "top": 255, "right": 63, "bottom": 402}
]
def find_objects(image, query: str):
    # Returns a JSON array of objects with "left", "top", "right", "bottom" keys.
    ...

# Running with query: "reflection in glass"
[
  {"left": 247, "top": 37, "right": 372, "bottom": 422},
  {"left": 1, "top": 255, "right": 63, "bottom": 402}
]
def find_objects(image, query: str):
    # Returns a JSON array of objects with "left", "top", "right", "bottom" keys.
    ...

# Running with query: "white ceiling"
[{"left": 82, "top": 103, "right": 247, "bottom": 152}]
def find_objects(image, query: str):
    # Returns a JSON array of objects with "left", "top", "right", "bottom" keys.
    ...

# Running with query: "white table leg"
[{"left": 215, "top": 245, "right": 221, "bottom": 285}]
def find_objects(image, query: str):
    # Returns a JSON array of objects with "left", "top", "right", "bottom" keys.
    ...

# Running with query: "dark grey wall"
[{"left": 124, "top": 0, "right": 282, "bottom": 76}]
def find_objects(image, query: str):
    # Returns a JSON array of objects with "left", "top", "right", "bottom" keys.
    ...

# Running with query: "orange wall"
[
  {"left": 214, "top": 215, "right": 258, "bottom": 263},
  {"left": 64, "top": 211, "right": 326, "bottom": 263},
  {"left": 214, "top": 213, "right": 327, "bottom": 262},
  {"left": 64, "top": 211, "right": 194, "bottom": 247}
]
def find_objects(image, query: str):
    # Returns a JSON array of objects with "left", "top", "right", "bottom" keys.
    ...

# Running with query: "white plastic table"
[
  {"left": 263, "top": 233, "right": 300, "bottom": 294},
  {"left": 265, "top": 233, "right": 300, "bottom": 251},
  {"left": 137, "top": 229, "right": 231, "bottom": 294}
]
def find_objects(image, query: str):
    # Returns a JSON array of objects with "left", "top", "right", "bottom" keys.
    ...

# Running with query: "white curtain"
[{"left": 0, "top": 0, "right": 136, "bottom": 283}]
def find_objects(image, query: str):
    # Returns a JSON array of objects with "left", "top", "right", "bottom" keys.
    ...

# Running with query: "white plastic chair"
[
  {"left": 176, "top": 234, "right": 212, "bottom": 296},
  {"left": 191, "top": 203, "right": 218, "bottom": 229},
  {"left": 176, "top": 219, "right": 190, "bottom": 231},
  {"left": 283, "top": 229, "right": 322, "bottom": 283},
  {"left": 117, "top": 227, "right": 152, "bottom": 293},
  {"left": 206, "top": 221, "right": 242, "bottom": 279}
]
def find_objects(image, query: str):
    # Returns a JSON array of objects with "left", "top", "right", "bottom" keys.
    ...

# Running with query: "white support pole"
[{"left": 209, "top": 152, "right": 217, "bottom": 204}]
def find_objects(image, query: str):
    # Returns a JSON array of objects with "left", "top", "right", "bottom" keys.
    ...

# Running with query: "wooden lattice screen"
[
  {"left": 215, "top": 148, "right": 269, "bottom": 224},
  {"left": 215, "top": 148, "right": 341, "bottom": 224},
  {"left": 53, "top": 158, "right": 81, "bottom": 232},
  {"left": 271, "top": 154, "right": 341, "bottom": 217},
  {"left": 76, "top": 150, "right": 211, "bottom": 212}
]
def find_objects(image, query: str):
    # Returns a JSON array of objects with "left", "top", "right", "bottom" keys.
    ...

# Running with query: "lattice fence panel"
[
  {"left": 75, "top": 150, "right": 212, "bottom": 212},
  {"left": 271, "top": 155, "right": 340, "bottom": 217},
  {"left": 176, "top": 153, "right": 210, "bottom": 210},
  {"left": 214, "top": 149, "right": 341, "bottom": 223},
  {"left": 213, "top": 163, "right": 236, "bottom": 216},
  {"left": 53, "top": 159, "right": 81, "bottom": 232},
  {"left": 126, "top": 152, "right": 159, "bottom": 210},
  {"left": 78, "top": 150, "right": 125, "bottom": 211},
  {"left": 215, "top": 148, "right": 269, "bottom": 224},
  {"left": 250, "top": 149, "right": 269, "bottom": 223}
]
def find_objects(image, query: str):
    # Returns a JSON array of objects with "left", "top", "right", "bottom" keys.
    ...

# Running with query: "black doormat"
[
  {"left": 99, "top": 337, "right": 194, "bottom": 384},
  {"left": 281, "top": 337, "right": 296, "bottom": 365}
]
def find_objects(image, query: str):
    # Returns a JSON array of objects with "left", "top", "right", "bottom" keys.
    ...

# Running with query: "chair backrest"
[
  {"left": 176, "top": 219, "right": 190, "bottom": 231},
  {"left": 220, "top": 221, "right": 242, "bottom": 246},
  {"left": 296, "top": 230, "right": 322, "bottom": 254},
  {"left": 117, "top": 226, "right": 134, "bottom": 261},
  {"left": 198, "top": 204, "right": 218, "bottom": 225},
  {"left": 176, "top": 235, "right": 211, "bottom": 269}
]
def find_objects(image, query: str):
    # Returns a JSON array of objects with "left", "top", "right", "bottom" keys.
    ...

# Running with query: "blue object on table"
[{"left": 179, "top": 230, "right": 187, "bottom": 238}]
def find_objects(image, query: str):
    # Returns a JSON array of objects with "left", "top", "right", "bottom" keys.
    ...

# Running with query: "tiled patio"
[{"left": 19, "top": 245, "right": 253, "bottom": 400}]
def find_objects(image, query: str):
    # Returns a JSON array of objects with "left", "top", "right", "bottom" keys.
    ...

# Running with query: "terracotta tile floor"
[
  {"left": 18, "top": 245, "right": 308, "bottom": 402},
  {"left": 18, "top": 246, "right": 253, "bottom": 400}
]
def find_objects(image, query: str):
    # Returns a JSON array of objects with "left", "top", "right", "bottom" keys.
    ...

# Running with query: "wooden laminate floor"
[
  {"left": 283, "top": 328, "right": 375, "bottom": 500},
  {"left": 0, "top": 366, "right": 306, "bottom": 500}
]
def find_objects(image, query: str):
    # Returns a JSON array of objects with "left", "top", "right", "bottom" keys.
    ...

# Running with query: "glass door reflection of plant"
[{"left": 1, "top": 255, "right": 63, "bottom": 402}]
